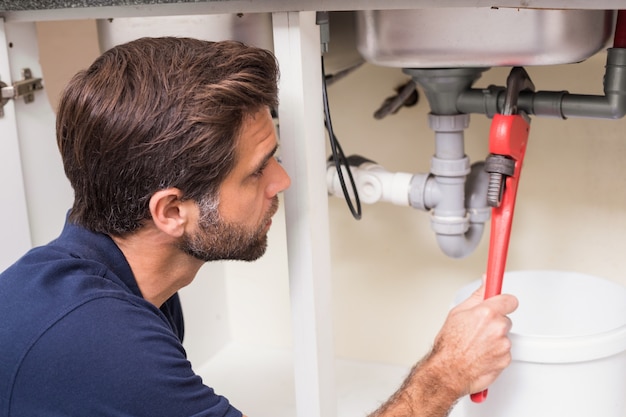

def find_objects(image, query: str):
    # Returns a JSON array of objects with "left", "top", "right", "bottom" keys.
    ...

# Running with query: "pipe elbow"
[
  {"left": 435, "top": 223, "right": 485, "bottom": 259},
  {"left": 605, "top": 94, "right": 626, "bottom": 119},
  {"left": 432, "top": 161, "right": 491, "bottom": 259}
]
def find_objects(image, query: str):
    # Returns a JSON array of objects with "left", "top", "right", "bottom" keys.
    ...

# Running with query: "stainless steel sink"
[{"left": 356, "top": 8, "right": 616, "bottom": 68}]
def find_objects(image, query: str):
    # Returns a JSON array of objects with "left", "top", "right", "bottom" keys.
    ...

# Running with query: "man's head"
[
  {"left": 56, "top": 37, "right": 281, "bottom": 239},
  {"left": 178, "top": 107, "right": 288, "bottom": 262}
]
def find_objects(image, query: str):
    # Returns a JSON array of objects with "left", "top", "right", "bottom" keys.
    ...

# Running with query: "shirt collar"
[{"left": 53, "top": 217, "right": 143, "bottom": 299}]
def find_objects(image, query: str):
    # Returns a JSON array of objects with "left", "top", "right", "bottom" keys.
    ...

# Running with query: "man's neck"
[{"left": 111, "top": 225, "right": 202, "bottom": 307}]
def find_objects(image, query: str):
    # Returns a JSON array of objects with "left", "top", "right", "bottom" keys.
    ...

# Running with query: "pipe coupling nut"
[
  {"left": 430, "top": 213, "right": 470, "bottom": 235},
  {"left": 428, "top": 113, "right": 470, "bottom": 132},
  {"left": 431, "top": 156, "right": 471, "bottom": 177}
]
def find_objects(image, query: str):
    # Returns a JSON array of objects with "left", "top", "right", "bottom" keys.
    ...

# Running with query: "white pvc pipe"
[{"left": 326, "top": 162, "right": 413, "bottom": 206}]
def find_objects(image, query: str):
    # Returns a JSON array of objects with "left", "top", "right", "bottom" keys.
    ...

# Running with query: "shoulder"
[{"left": 10, "top": 296, "right": 241, "bottom": 416}]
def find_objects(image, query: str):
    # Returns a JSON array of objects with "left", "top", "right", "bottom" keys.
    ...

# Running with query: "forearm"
[
  {"left": 368, "top": 286, "right": 518, "bottom": 417},
  {"left": 368, "top": 352, "right": 460, "bottom": 417}
]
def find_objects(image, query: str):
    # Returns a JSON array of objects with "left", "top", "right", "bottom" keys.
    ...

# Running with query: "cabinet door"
[{"left": 0, "top": 20, "right": 31, "bottom": 270}]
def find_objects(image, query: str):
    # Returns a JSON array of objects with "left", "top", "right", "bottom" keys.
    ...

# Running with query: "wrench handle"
[
  {"left": 469, "top": 181, "right": 513, "bottom": 404},
  {"left": 471, "top": 113, "right": 529, "bottom": 403}
]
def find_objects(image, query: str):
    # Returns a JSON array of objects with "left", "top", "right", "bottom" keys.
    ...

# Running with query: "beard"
[{"left": 178, "top": 194, "right": 279, "bottom": 262}]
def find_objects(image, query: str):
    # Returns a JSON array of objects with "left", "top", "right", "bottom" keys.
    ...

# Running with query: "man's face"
[{"left": 179, "top": 108, "right": 290, "bottom": 262}]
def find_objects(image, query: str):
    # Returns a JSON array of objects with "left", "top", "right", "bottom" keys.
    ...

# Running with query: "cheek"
[{"left": 218, "top": 185, "right": 266, "bottom": 225}]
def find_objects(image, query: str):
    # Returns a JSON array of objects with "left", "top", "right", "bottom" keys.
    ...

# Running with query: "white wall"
[{"left": 28, "top": 20, "right": 626, "bottom": 371}]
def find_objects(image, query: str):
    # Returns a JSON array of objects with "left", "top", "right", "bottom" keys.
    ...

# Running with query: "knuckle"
[
  {"left": 495, "top": 318, "right": 512, "bottom": 336},
  {"left": 475, "top": 304, "right": 496, "bottom": 321},
  {"left": 501, "top": 351, "right": 513, "bottom": 367},
  {"left": 501, "top": 337, "right": 513, "bottom": 353}
]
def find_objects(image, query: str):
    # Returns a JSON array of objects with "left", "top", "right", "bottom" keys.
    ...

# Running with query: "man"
[{"left": 0, "top": 37, "right": 517, "bottom": 416}]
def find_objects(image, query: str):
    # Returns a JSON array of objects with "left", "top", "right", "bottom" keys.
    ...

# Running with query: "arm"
[{"left": 369, "top": 283, "right": 519, "bottom": 417}]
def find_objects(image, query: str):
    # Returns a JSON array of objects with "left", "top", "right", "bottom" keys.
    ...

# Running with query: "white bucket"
[{"left": 449, "top": 270, "right": 626, "bottom": 417}]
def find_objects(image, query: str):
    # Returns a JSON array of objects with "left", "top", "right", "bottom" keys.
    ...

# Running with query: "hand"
[
  {"left": 368, "top": 281, "right": 518, "bottom": 417},
  {"left": 429, "top": 281, "right": 519, "bottom": 397}
]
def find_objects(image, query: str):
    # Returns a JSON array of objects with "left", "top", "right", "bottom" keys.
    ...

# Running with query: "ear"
[{"left": 148, "top": 188, "right": 194, "bottom": 238}]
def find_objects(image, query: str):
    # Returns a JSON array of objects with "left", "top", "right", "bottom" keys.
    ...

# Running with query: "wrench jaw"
[
  {"left": 483, "top": 112, "right": 531, "bottom": 295},
  {"left": 502, "top": 67, "right": 536, "bottom": 116},
  {"left": 485, "top": 154, "right": 516, "bottom": 207},
  {"left": 485, "top": 66, "right": 535, "bottom": 207}
]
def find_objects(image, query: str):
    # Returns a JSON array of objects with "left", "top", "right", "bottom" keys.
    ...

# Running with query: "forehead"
[
  {"left": 232, "top": 108, "right": 276, "bottom": 166},
  {"left": 238, "top": 108, "right": 274, "bottom": 143}
]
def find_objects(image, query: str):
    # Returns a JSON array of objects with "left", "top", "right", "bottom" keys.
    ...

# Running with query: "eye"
[
  {"left": 252, "top": 168, "right": 265, "bottom": 178},
  {"left": 250, "top": 151, "right": 281, "bottom": 180},
  {"left": 252, "top": 161, "right": 270, "bottom": 178}
]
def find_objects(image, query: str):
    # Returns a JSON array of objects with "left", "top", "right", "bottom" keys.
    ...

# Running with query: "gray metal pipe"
[{"left": 457, "top": 48, "right": 626, "bottom": 119}]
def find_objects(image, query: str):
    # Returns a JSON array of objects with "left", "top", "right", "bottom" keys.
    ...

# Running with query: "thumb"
[{"left": 455, "top": 275, "right": 486, "bottom": 311}]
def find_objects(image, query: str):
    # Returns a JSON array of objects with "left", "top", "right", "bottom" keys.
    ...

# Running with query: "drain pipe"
[
  {"left": 326, "top": 152, "right": 490, "bottom": 259},
  {"left": 404, "top": 68, "right": 492, "bottom": 258},
  {"left": 458, "top": 42, "right": 626, "bottom": 119},
  {"left": 408, "top": 114, "right": 491, "bottom": 258},
  {"left": 328, "top": 12, "right": 626, "bottom": 258},
  {"left": 457, "top": 48, "right": 626, "bottom": 119},
  {"left": 330, "top": 67, "right": 492, "bottom": 258},
  {"left": 421, "top": 159, "right": 490, "bottom": 258},
  {"left": 326, "top": 68, "right": 495, "bottom": 258},
  {"left": 426, "top": 114, "right": 473, "bottom": 257}
]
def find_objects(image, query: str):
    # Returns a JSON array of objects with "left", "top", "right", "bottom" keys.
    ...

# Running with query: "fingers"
[
  {"left": 483, "top": 293, "right": 519, "bottom": 316},
  {"left": 432, "top": 285, "right": 519, "bottom": 397},
  {"left": 454, "top": 275, "right": 518, "bottom": 317}
]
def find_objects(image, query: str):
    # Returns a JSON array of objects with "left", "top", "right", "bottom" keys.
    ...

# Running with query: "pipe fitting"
[
  {"left": 408, "top": 173, "right": 435, "bottom": 211},
  {"left": 430, "top": 156, "right": 471, "bottom": 177},
  {"left": 465, "top": 161, "right": 492, "bottom": 224},
  {"left": 428, "top": 112, "right": 470, "bottom": 132},
  {"left": 457, "top": 48, "right": 626, "bottom": 120},
  {"left": 326, "top": 155, "right": 490, "bottom": 259},
  {"left": 423, "top": 113, "right": 489, "bottom": 258},
  {"left": 434, "top": 162, "right": 491, "bottom": 259},
  {"left": 404, "top": 67, "right": 488, "bottom": 115},
  {"left": 326, "top": 160, "right": 413, "bottom": 206},
  {"left": 430, "top": 212, "right": 470, "bottom": 235}
]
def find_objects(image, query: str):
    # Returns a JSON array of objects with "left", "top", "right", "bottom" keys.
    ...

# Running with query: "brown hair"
[{"left": 56, "top": 37, "right": 279, "bottom": 235}]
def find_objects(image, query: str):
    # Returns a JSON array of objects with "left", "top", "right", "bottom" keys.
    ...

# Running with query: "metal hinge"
[{"left": 0, "top": 68, "right": 44, "bottom": 117}]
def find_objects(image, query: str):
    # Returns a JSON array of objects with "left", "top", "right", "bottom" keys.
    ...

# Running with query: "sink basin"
[
  {"left": 95, "top": 12, "right": 361, "bottom": 75},
  {"left": 356, "top": 8, "right": 616, "bottom": 68}
]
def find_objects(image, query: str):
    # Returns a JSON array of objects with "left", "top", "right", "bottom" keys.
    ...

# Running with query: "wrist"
[
  {"left": 417, "top": 349, "right": 465, "bottom": 402},
  {"left": 369, "top": 351, "right": 462, "bottom": 417}
]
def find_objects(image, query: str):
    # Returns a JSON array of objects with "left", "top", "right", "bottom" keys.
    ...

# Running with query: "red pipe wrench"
[{"left": 470, "top": 67, "right": 534, "bottom": 403}]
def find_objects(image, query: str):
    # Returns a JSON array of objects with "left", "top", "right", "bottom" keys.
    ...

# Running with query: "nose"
[{"left": 266, "top": 157, "right": 291, "bottom": 197}]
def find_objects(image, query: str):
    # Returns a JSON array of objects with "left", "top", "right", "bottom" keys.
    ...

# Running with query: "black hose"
[{"left": 321, "top": 55, "right": 362, "bottom": 220}]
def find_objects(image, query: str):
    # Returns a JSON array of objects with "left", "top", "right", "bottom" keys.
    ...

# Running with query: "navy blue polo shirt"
[{"left": 0, "top": 219, "right": 241, "bottom": 417}]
